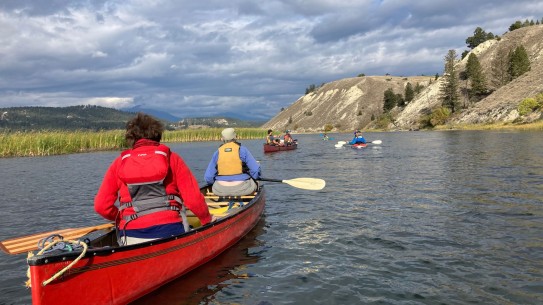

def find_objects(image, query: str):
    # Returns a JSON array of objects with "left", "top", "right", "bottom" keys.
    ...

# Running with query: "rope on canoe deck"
[{"left": 25, "top": 239, "right": 88, "bottom": 287}]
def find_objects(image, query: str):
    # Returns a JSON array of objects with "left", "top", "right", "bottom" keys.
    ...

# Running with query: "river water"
[{"left": 0, "top": 131, "right": 542, "bottom": 305}]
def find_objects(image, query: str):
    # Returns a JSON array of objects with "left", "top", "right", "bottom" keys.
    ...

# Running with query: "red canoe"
[
  {"left": 263, "top": 142, "right": 297, "bottom": 153},
  {"left": 26, "top": 185, "right": 265, "bottom": 305}
]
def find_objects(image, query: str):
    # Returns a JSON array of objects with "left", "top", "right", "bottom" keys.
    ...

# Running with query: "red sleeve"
[
  {"left": 170, "top": 153, "right": 212, "bottom": 225},
  {"left": 94, "top": 157, "right": 121, "bottom": 221}
]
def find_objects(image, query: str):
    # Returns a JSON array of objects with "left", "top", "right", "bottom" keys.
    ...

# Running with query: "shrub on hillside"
[
  {"left": 430, "top": 107, "right": 452, "bottom": 126},
  {"left": 518, "top": 97, "right": 540, "bottom": 116},
  {"left": 375, "top": 114, "right": 392, "bottom": 129},
  {"left": 536, "top": 93, "right": 543, "bottom": 107},
  {"left": 419, "top": 107, "right": 452, "bottom": 128}
]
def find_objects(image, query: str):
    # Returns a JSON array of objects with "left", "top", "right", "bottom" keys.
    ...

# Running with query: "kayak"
[
  {"left": 263, "top": 142, "right": 297, "bottom": 153},
  {"left": 351, "top": 143, "right": 367, "bottom": 149},
  {"left": 25, "top": 185, "right": 266, "bottom": 305}
]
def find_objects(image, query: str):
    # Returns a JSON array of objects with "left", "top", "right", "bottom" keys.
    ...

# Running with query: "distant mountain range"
[
  {"left": 0, "top": 105, "right": 264, "bottom": 131},
  {"left": 0, "top": 105, "right": 135, "bottom": 131},
  {"left": 122, "top": 105, "right": 267, "bottom": 125}
]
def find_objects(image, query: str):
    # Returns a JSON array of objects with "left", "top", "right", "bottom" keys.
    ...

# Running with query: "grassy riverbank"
[
  {"left": 0, "top": 128, "right": 266, "bottom": 158},
  {"left": 434, "top": 120, "right": 543, "bottom": 131}
]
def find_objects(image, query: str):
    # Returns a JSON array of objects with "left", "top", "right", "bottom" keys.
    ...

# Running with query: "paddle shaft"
[
  {"left": 258, "top": 177, "right": 326, "bottom": 190},
  {"left": 258, "top": 178, "right": 283, "bottom": 183}
]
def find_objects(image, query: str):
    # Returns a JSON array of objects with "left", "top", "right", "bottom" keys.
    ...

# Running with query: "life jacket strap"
[
  {"left": 122, "top": 205, "right": 181, "bottom": 222},
  {"left": 119, "top": 193, "right": 184, "bottom": 223},
  {"left": 119, "top": 194, "right": 183, "bottom": 211}
]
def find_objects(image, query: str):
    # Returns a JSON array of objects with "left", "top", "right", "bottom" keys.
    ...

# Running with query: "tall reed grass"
[
  {"left": 0, "top": 128, "right": 267, "bottom": 158},
  {"left": 162, "top": 128, "right": 266, "bottom": 142}
]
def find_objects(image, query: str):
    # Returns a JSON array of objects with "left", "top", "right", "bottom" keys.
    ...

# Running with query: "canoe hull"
[
  {"left": 263, "top": 143, "right": 297, "bottom": 153},
  {"left": 28, "top": 187, "right": 266, "bottom": 305}
]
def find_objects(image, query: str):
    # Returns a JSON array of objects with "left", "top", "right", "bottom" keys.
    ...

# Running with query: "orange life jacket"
[{"left": 217, "top": 142, "right": 243, "bottom": 176}]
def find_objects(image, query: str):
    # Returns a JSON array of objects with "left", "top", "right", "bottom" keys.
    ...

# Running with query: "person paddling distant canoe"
[
  {"left": 266, "top": 129, "right": 281, "bottom": 145},
  {"left": 283, "top": 130, "right": 295, "bottom": 145},
  {"left": 349, "top": 130, "right": 367, "bottom": 145}
]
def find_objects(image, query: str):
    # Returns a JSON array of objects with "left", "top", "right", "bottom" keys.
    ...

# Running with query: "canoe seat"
[{"left": 205, "top": 193, "right": 256, "bottom": 212}]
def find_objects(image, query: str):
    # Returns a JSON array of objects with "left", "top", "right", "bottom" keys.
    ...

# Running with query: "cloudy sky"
[{"left": 1, "top": 0, "right": 542, "bottom": 120}]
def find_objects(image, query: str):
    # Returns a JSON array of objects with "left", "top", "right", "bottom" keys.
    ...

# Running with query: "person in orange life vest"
[
  {"left": 204, "top": 128, "right": 261, "bottom": 196},
  {"left": 94, "top": 113, "right": 213, "bottom": 245},
  {"left": 283, "top": 130, "right": 294, "bottom": 145}
]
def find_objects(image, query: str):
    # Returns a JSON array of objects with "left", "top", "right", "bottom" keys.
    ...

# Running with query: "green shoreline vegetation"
[
  {"left": 433, "top": 120, "right": 543, "bottom": 131},
  {"left": 0, "top": 128, "right": 267, "bottom": 158},
  {"left": 1, "top": 122, "right": 541, "bottom": 158}
]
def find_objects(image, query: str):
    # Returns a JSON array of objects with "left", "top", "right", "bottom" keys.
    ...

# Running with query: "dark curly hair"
[{"left": 125, "top": 112, "right": 164, "bottom": 147}]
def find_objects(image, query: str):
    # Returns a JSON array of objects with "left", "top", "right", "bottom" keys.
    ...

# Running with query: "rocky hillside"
[
  {"left": 263, "top": 25, "right": 543, "bottom": 131},
  {"left": 263, "top": 75, "right": 432, "bottom": 132}
]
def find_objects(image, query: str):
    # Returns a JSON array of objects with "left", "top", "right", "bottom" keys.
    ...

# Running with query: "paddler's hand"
[{"left": 211, "top": 215, "right": 218, "bottom": 222}]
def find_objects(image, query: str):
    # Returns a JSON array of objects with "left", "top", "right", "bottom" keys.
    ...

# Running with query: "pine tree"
[
  {"left": 509, "top": 20, "right": 523, "bottom": 31},
  {"left": 414, "top": 82, "right": 424, "bottom": 94},
  {"left": 509, "top": 45, "right": 531, "bottom": 79},
  {"left": 465, "top": 27, "right": 494, "bottom": 49},
  {"left": 491, "top": 47, "right": 511, "bottom": 88},
  {"left": 404, "top": 82, "right": 415, "bottom": 103},
  {"left": 440, "top": 50, "right": 460, "bottom": 112},
  {"left": 396, "top": 93, "right": 405, "bottom": 107},
  {"left": 383, "top": 88, "right": 396, "bottom": 112},
  {"left": 465, "top": 53, "right": 487, "bottom": 98}
]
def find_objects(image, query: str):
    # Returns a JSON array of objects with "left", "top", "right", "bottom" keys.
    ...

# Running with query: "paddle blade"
[
  {"left": 0, "top": 223, "right": 114, "bottom": 255},
  {"left": 337, "top": 141, "right": 347, "bottom": 145},
  {"left": 282, "top": 178, "right": 326, "bottom": 190},
  {"left": 334, "top": 143, "right": 344, "bottom": 148},
  {"left": 371, "top": 140, "right": 382, "bottom": 144}
]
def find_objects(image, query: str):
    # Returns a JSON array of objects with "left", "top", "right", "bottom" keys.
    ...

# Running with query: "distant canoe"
[{"left": 263, "top": 143, "right": 297, "bottom": 153}]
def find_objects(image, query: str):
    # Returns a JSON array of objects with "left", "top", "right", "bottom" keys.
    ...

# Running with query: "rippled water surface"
[{"left": 1, "top": 131, "right": 542, "bottom": 305}]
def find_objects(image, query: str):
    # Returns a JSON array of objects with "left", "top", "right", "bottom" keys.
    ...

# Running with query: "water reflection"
[{"left": 130, "top": 217, "right": 267, "bottom": 305}]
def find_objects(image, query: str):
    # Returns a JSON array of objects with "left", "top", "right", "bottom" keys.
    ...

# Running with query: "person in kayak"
[
  {"left": 94, "top": 113, "right": 214, "bottom": 245},
  {"left": 205, "top": 128, "right": 261, "bottom": 196},
  {"left": 349, "top": 130, "right": 367, "bottom": 145}
]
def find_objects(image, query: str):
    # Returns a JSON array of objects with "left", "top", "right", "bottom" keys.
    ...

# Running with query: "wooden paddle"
[
  {"left": 0, "top": 223, "right": 114, "bottom": 255},
  {"left": 259, "top": 177, "right": 326, "bottom": 190}
]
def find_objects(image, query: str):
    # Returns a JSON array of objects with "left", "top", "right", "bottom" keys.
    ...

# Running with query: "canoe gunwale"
[
  {"left": 27, "top": 185, "right": 264, "bottom": 266},
  {"left": 263, "top": 143, "right": 298, "bottom": 153}
]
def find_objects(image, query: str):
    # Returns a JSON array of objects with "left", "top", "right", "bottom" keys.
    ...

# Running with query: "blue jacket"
[
  {"left": 349, "top": 136, "right": 366, "bottom": 145},
  {"left": 204, "top": 145, "right": 261, "bottom": 184}
]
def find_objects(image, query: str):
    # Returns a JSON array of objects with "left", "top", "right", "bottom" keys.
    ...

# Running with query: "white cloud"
[
  {"left": 0, "top": 0, "right": 542, "bottom": 120},
  {"left": 87, "top": 97, "right": 134, "bottom": 108}
]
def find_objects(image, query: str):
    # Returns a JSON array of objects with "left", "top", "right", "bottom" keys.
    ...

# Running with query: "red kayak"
[
  {"left": 26, "top": 185, "right": 265, "bottom": 305},
  {"left": 351, "top": 143, "right": 367, "bottom": 149},
  {"left": 263, "top": 142, "right": 297, "bottom": 153}
]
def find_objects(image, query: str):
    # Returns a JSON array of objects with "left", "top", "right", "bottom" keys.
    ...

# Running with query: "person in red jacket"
[{"left": 94, "top": 113, "right": 213, "bottom": 245}]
